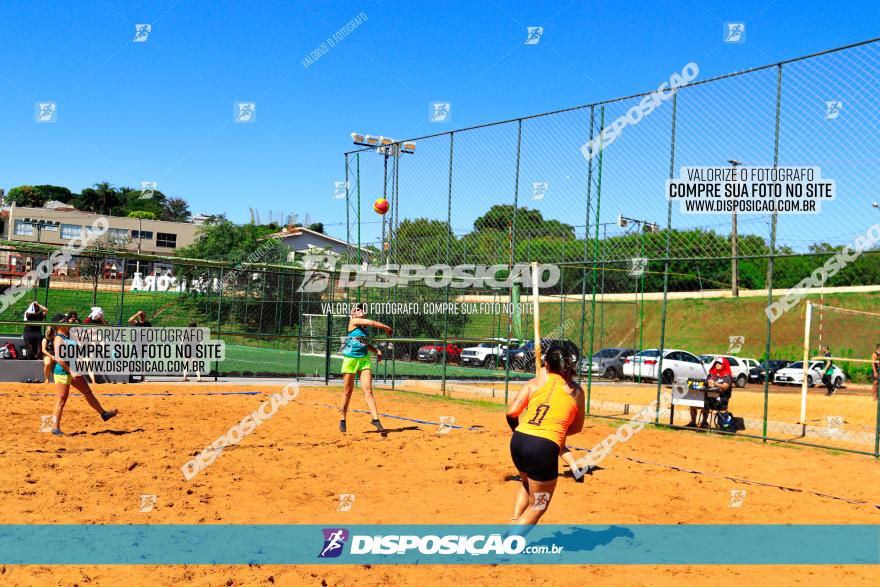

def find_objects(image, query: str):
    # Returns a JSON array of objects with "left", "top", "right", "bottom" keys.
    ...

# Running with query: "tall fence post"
[
  {"left": 345, "top": 153, "right": 350, "bottom": 261},
  {"left": 655, "top": 92, "right": 677, "bottom": 424},
  {"left": 324, "top": 310, "right": 332, "bottom": 385},
  {"left": 441, "top": 132, "right": 455, "bottom": 397},
  {"left": 586, "top": 106, "right": 606, "bottom": 415},
  {"left": 295, "top": 263, "right": 303, "bottom": 381},
  {"left": 92, "top": 261, "right": 99, "bottom": 307},
  {"left": 504, "top": 120, "right": 523, "bottom": 404},
  {"left": 763, "top": 63, "right": 784, "bottom": 441},
  {"left": 118, "top": 259, "right": 127, "bottom": 325},
  {"left": 43, "top": 269, "right": 50, "bottom": 308},
  {"left": 578, "top": 105, "right": 595, "bottom": 392},
  {"left": 215, "top": 267, "right": 223, "bottom": 380}
]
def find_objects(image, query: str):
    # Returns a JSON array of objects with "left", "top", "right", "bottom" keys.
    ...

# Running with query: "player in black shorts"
[{"left": 506, "top": 346, "right": 585, "bottom": 525}]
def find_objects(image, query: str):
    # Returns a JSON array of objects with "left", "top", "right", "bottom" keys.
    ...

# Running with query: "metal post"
[
  {"left": 345, "top": 153, "right": 350, "bottom": 262},
  {"left": 636, "top": 226, "right": 645, "bottom": 384},
  {"left": 43, "top": 267, "right": 50, "bottom": 308},
  {"left": 295, "top": 270, "right": 303, "bottom": 380},
  {"left": 356, "top": 153, "right": 362, "bottom": 276},
  {"left": 118, "top": 259, "right": 127, "bottom": 325},
  {"left": 92, "top": 261, "right": 99, "bottom": 307},
  {"left": 800, "top": 301, "right": 812, "bottom": 425},
  {"left": 599, "top": 223, "right": 608, "bottom": 349},
  {"left": 441, "top": 132, "right": 455, "bottom": 397},
  {"left": 323, "top": 310, "right": 331, "bottom": 385},
  {"left": 655, "top": 92, "right": 677, "bottom": 423},
  {"left": 531, "top": 262, "right": 542, "bottom": 375},
  {"left": 599, "top": 224, "right": 606, "bottom": 351},
  {"left": 215, "top": 267, "right": 223, "bottom": 380},
  {"left": 763, "top": 63, "right": 783, "bottom": 440},
  {"left": 577, "top": 122, "right": 593, "bottom": 389},
  {"left": 505, "top": 120, "right": 523, "bottom": 404},
  {"left": 586, "top": 106, "right": 605, "bottom": 414},
  {"left": 381, "top": 151, "right": 389, "bottom": 265}
]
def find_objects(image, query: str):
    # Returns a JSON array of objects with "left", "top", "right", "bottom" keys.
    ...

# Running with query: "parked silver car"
[{"left": 579, "top": 347, "right": 636, "bottom": 379}]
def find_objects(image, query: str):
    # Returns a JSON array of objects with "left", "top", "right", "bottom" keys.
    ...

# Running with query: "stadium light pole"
[
  {"left": 728, "top": 159, "right": 743, "bottom": 297},
  {"left": 350, "top": 133, "right": 416, "bottom": 265}
]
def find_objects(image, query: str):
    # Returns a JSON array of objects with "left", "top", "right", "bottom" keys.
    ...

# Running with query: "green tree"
[
  {"left": 176, "top": 219, "right": 286, "bottom": 264},
  {"left": 116, "top": 187, "right": 168, "bottom": 218},
  {"left": 5, "top": 186, "right": 45, "bottom": 207},
  {"left": 394, "top": 218, "right": 455, "bottom": 264},
  {"left": 128, "top": 210, "right": 158, "bottom": 220},
  {"left": 163, "top": 197, "right": 191, "bottom": 222},
  {"left": 473, "top": 204, "right": 575, "bottom": 239},
  {"left": 75, "top": 181, "right": 121, "bottom": 215}
]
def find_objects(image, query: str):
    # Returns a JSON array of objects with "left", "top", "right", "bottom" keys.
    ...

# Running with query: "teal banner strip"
[{"left": 0, "top": 525, "right": 877, "bottom": 565}]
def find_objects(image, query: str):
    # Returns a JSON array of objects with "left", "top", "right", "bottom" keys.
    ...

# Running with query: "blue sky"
[{"left": 1, "top": 0, "right": 878, "bottom": 248}]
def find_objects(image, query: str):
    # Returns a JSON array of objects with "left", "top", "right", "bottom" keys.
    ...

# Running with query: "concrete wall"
[{"left": 5, "top": 206, "right": 199, "bottom": 255}]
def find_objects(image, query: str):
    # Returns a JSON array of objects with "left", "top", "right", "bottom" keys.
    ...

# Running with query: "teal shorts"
[{"left": 342, "top": 356, "right": 371, "bottom": 374}]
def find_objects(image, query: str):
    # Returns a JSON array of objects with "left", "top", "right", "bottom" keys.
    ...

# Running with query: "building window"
[
  {"left": 13, "top": 220, "right": 34, "bottom": 236},
  {"left": 61, "top": 224, "right": 82, "bottom": 240},
  {"left": 131, "top": 230, "right": 154, "bottom": 240},
  {"left": 108, "top": 228, "right": 129, "bottom": 244},
  {"left": 156, "top": 232, "right": 177, "bottom": 248},
  {"left": 42, "top": 223, "right": 58, "bottom": 232}
]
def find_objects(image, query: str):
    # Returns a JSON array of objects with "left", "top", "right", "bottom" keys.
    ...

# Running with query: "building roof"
[
  {"left": 262, "top": 226, "right": 371, "bottom": 253},
  {"left": 43, "top": 200, "right": 79, "bottom": 210},
  {"left": 7, "top": 205, "right": 198, "bottom": 227}
]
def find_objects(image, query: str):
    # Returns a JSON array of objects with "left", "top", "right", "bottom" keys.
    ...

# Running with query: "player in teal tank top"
[
  {"left": 49, "top": 313, "right": 119, "bottom": 436},
  {"left": 338, "top": 304, "right": 393, "bottom": 434}
]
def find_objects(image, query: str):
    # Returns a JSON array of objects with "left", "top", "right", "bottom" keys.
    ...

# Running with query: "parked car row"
[
  {"left": 410, "top": 339, "right": 845, "bottom": 388},
  {"left": 414, "top": 338, "right": 582, "bottom": 371}
]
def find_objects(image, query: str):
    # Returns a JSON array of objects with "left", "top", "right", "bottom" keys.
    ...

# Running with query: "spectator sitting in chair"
[
  {"left": 687, "top": 357, "right": 733, "bottom": 429},
  {"left": 128, "top": 310, "right": 152, "bottom": 327}
]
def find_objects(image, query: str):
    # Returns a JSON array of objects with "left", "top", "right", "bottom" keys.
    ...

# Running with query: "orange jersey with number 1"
[{"left": 516, "top": 373, "right": 578, "bottom": 448}]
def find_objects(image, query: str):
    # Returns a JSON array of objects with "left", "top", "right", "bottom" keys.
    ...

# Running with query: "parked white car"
[
  {"left": 622, "top": 349, "right": 708, "bottom": 384},
  {"left": 774, "top": 361, "right": 846, "bottom": 388},
  {"left": 739, "top": 358, "right": 761, "bottom": 371},
  {"left": 700, "top": 354, "right": 753, "bottom": 388},
  {"left": 460, "top": 338, "right": 519, "bottom": 368}
]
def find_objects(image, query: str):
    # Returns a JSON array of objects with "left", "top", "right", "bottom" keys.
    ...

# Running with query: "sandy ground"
[
  {"left": 0, "top": 381, "right": 878, "bottom": 586},
  {"left": 397, "top": 378, "right": 880, "bottom": 451}
]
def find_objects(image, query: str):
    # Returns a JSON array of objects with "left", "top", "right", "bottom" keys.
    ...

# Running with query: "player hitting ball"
[
  {"left": 506, "top": 345, "right": 585, "bottom": 524},
  {"left": 338, "top": 304, "right": 393, "bottom": 433}
]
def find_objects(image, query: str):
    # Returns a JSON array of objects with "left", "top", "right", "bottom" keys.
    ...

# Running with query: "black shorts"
[
  {"left": 23, "top": 331, "right": 42, "bottom": 347},
  {"left": 706, "top": 390, "right": 732, "bottom": 411},
  {"left": 510, "top": 431, "right": 560, "bottom": 482}
]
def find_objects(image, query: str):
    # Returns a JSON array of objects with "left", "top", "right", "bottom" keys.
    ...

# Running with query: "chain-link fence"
[
  {"left": 1, "top": 39, "right": 878, "bottom": 455},
  {"left": 342, "top": 38, "right": 880, "bottom": 456}
]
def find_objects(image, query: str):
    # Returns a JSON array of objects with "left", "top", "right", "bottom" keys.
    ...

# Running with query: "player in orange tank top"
[{"left": 506, "top": 345, "right": 585, "bottom": 525}]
